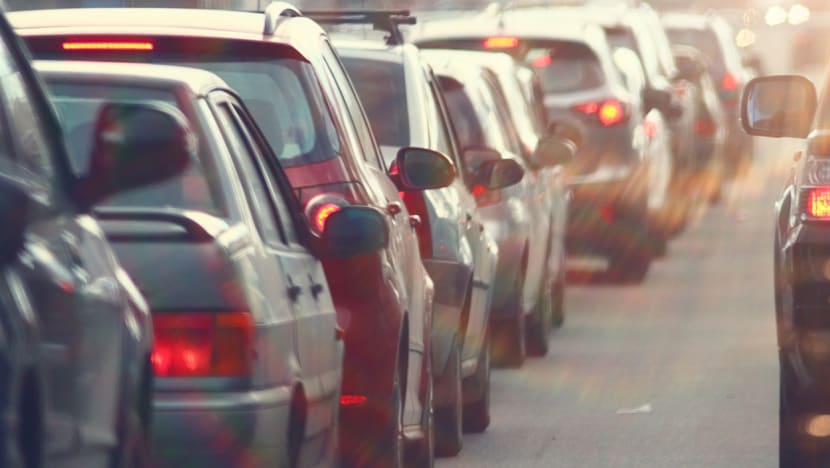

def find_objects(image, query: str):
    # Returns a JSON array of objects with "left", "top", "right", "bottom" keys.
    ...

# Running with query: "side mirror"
[
  {"left": 533, "top": 134, "right": 576, "bottom": 167},
  {"left": 474, "top": 158, "right": 525, "bottom": 191},
  {"left": 643, "top": 87, "right": 674, "bottom": 116},
  {"left": 741, "top": 75, "right": 816, "bottom": 138},
  {"left": 74, "top": 102, "right": 194, "bottom": 210},
  {"left": 0, "top": 178, "right": 30, "bottom": 265},
  {"left": 395, "top": 147, "right": 456, "bottom": 190},
  {"left": 320, "top": 206, "right": 389, "bottom": 258}
]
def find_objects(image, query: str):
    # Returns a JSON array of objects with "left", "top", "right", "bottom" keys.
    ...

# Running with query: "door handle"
[
  {"left": 335, "top": 325, "right": 345, "bottom": 341},
  {"left": 386, "top": 202, "right": 403, "bottom": 217},
  {"left": 309, "top": 275, "right": 325, "bottom": 300},
  {"left": 408, "top": 215, "right": 421, "bottom": 228},
  {"left": 287, "top": 276, "right": 302, "bottom": 303}
]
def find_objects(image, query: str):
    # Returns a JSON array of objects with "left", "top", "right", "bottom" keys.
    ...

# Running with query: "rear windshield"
[
  {"left": 27, "top": 38, "right": 342, "bottom": 168},
  {"left": 666, "top": 28, "right": 726, "bottom": 75},
  {"left": 524, "top": 41, "right": 605, "bottom": 94},
  {"left": 46, "top": 81, "right": 225, "bottom": 215},
  {"left": 340, "top": 56, "right": 409, "bottom": 148}
]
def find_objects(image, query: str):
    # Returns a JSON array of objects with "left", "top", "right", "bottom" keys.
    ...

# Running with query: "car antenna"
[{"left": 303, "top": 10, "right": 416, "bottom": 46}]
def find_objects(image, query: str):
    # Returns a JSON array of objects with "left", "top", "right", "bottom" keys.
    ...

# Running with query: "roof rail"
[
  {"left": 303, "top": 10, "right": 416, "bottom": 46},
  {"left": 262, "top": 1, "right": 302, "bottom": 36}
]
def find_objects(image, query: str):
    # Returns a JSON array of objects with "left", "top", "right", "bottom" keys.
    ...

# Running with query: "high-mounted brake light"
[
  {"left": 62, "top": 41, "right": 154, "bottom": 51},
  {"left": 151, "top": 311, "right": 254, "bottom": 378},
  {"left": 483, "top": 36, "right": 519, "bottom": 49},
  {"left": 808, "top": 188, "right": 830, "bottom": 219}
]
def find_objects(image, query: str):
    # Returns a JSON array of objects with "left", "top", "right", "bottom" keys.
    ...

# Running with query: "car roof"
[
  {"left": 334, "top": 37, "right": 408, "bottom": 63},
  {"left": 9, "top": 7, "right": 326, "bottom": 60},
  {"left": 34, "top": 59, "right": 228, "bottom": 96},
  {"left": 661, "top": 12, "right": 710, "bottom": 30}
]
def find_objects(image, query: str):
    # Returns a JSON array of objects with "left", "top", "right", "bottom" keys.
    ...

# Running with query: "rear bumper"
[{"left": 151, "top": 386, "right": 293, "bottom": 468}]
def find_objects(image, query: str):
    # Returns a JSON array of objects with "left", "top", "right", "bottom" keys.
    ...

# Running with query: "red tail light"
[
  {"left": 62, "top": 41, "right": 154, "bottom": 51},
  {"left": 531, "top": 55, "right": 552, "bottom": 68},
  {"left": 340, "top": 394, "right": 368, "bottom": 406},
  {"left": 483, "top": 36, "right": 519, "bottom": 49},
  {"left": 808, "top": 188, "right": 830, "bottom": 219},
  {"left": 151, "top": 311, "right": 254, "bottom": 378},
  {"left": 572, "top": 99, "right": 627, "bottom": 127},
  {"left": 694, "top": 119, "right": 718, "bottom": 136},
  {"left": 304, "top": 194, "right": 350, "bottom": 235},
  {"left": 721, "top": 73, "right": 739, "bottom": 92},
  {"left": 472, "top": 183, "right": 502, "bottom": 206}
]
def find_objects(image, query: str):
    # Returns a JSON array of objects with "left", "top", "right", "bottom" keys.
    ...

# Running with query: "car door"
[
  {"left": 224, "top": 92, "right": 342, "bottom": 424},
  {"left": 0, "top": 39, "right": 124, "bottom": 460}
]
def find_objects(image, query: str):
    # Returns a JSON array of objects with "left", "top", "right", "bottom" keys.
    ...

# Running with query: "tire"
[
  {"left": 551, "top": 268, "right": 565, "bottom": 329},
  {"left": 110, "top": 379, "right": 150, "bottom": 468},
  {"left": 608, "top": 250, "right": 650, "bottom": 284},
  {"left": 406, "top": 349, "right": 434, "bottom": 468},
  {"left": 779, "top": 353, "right": 820, "bottom": 468},
  {"left": 463, "top": 330, "right": 491, "bottom": 434},
  {"left": 14, "top": 374, "right": 42, "bottom": 468},
  {"left": 526, "top": 279, "right": 551, "bottom": 357},
  {"left": 491, "top": 274, "right": 526, "bottom": 368},
  {"left": 433, "top": 341, "right": 462, "bottom": 458}
]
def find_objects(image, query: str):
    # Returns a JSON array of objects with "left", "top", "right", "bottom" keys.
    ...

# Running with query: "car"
[
  {"left": 330, "top": 12, "right": 505, "bottom": 453},
  {"left": 670, "top": 44, "right": 729, "bottom": 203},
  {"left": 423, "top": 49, "right": 574, "bottom": 366},
  {"left": 11, "top": 5, "right": 454, "bottom": 467},
  {"left": 0, "top": 8, "right": 191, "bottom": 467},
  {"left": 35, "top": 58, "right": 382, "bottom": 468},
  {"left": 662, "top": 11, "right": 754, "bottom": 179},
  {"left": 741, "top": 73, "right": 830, "bottom": 466},
  {"left": 413, "top": 7, "right": 672, "bottom": 279}
]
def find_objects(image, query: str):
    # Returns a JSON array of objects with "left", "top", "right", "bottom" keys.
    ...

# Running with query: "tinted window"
[
  {"left": 525, "top": 42, "right": 605, "bottom": 93},
  {"left": 441, "top": 83, "right": 486, "bottom": 150},
  {"left": 47, "top": 81, "right": 225, "bottom": 215},
  {"left": 666, "top": 28, "right": 726, "bottom": 75},
  {"left": 341, "top": 56, "right": 409, "bottom": 148}
]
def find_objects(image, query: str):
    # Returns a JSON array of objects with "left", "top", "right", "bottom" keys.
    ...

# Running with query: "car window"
[
  {"left": 341, "top": 56, "right": 409, "bottom": 150},
  {"left": 46, "top": 80, "right": 225, "bottom": 215},
  {"left": 666, "top": 27, "right": 726, "bottom": 76},
  {"left": 441, "top": 80, "right": 487, "bottom": 151},
  {"left": 525, "top": 41, "right": 606, "bottom": 94}
]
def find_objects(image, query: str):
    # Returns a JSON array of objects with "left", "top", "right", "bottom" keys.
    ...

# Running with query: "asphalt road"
[{"left": 437, "top": 137, "right": 803, "bottom": 467}]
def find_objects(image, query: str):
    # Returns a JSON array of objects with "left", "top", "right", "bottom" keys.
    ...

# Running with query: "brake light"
[
  {"left": 472, "top": 183, "right": 501, "bottom": 206},
  {"left": 572, "top": 99, "right": 627, "bottom": 127},
  {"left": 694, "top": 119, "right": 718, "bottom": 137},
  {"left": 151, "top": 311, "right": 254, "bottom": 378},
  {"left": 304, "top": 194, "right": 350, "bottom": 235},
  {"left": 532, "top": 55, "right": 552, "bottom": 68},
  {"left": 483, "top": 36, "right": 519, "bottom": 49},
  {"left": 721, "top": 73, "right": 739, "bottom": 92},
  {"left": 62, "top": 41, "right": 154, "bottom": 51},
  {"left": 340, "top": 394, "right": 367, "bottom": 406},
  {"left": 808, "top": 188, "right": 830, "bottom": 219}
]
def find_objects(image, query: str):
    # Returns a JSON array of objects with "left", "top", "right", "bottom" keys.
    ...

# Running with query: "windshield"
[
  {"left": 666, "top": 27, "right": 726, "bottom": 76},
  {"left": 46, "top": 80, "right": 225, "bottom": 214}
]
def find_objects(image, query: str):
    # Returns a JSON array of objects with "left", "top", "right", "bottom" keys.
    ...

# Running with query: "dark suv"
[
  {"left": 0, "top": 7, "right": 191, "bottom": 468},
  {"left": 11, "top": 4, "right": 454, "bottom": 466}
]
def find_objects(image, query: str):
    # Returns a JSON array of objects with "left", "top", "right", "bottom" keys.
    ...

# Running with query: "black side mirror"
[
  {"left": 0, "top": 177, "right": 30, "bottom": 265},
  {"left": 320, "top": 206, "right": 389, "bottom": 258},
  {"left": 533, "top": 134, "right": 576, "bottom": 167},
  {"left": 474, "top": 158, "right": 525, "bottom": 190},
  {"left": 395, "top": 147, "right": 456, "bottom": 190},
  {"left": 741, "top": 75, "right": 816, "bottom": 138},
  {"left": 73, "top": 102, "right": 194, "bottom": 210}
]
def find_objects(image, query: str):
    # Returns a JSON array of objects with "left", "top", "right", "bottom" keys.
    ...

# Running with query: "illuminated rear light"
[
  {"left": 572, "top": 99, "right": 627, "bottom": 127},
  {"left": 304, "top": 194, "right": 350, "bottom": 235},
  {"left": 62, "top": 41, "right": 154, "bottom": 51},
  {"left": 340, "top": 394, "right": 367, "bottom": 406},
  {"left": 807, "top": 188, "right": 830, "bottom": 219},
  {"left": 472, "top": 183, "right": 501, "bottom": 206},
  {"left": 721, "top": 73, "right": 739, "bottom": 92},
  {"left": 151, "top": 311, "right": 254, "bottom": 378},
  {"left": 483, "top": 36, "right": 519, "bottom": 49},
  {"left": 531, "top": 55, "right": 552, "bottom": 68},
  {"left": 694, "top": 119, "right": 718, "bottom": 136}
]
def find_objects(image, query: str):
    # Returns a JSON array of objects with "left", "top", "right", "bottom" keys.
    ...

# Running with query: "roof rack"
[
  {"left": 303, "top": 10, "right": 416, "bottom": 46},
  {"left": 262, "top": 1, "right": 302, "bottom": 36}
]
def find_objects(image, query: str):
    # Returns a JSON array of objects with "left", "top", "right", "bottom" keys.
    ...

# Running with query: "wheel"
[
  {"left": 463, "top": 330, "right": 491, "bottom": 434},
  {"left": 526, "top": 279, "right": 551, "bottom": 357},
  {"left": 13, "top": 373, "right": 42, "bottom": 468},
  {"left": 406, "top": 347, "right": 434, "bottom": 468},
  {"left": 779, "top": 352, "right": 821, "bottom": 468},
  {"left": 551, "top": 267, "right": 565, "bottom": 329},
  {"left": 491, "top": 274, "right": 526, "bottom": 368},
  {"left": 608, "top": 249, "right": 650, "bottom": 284},
  {"left": 433, "top": 341, "right": 462, "bottom": 458},
  {"left": 110, "top": 377, "right": 150, "bottom": 468}
]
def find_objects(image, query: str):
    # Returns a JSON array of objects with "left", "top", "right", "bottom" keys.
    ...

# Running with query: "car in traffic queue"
[
  {"left": 670, "top": 44, "right": 729, "bottom": 202},
  {"left": 741, "top": 73, "right": 830, "bottom": 466},
  {"left": 35, "top": 58, "right": 380, "bottom": 468},
  {"left": 10, "top": 4, "right": 456, "bottom": 466},
  {"left": 413, "top": 8, "right": 672, "bottom": 280},
  {"left": 328, "top": 13, "right": 507, "bottom": 454},
  {"left": 0, "top": 7, "right": 192, "bottom": 466},
  {"left": 662, "top": 11, "right": 754, "bottom": 179},
  {"left": 422, "top": 49, "right": 574, "bottom": 366}
]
